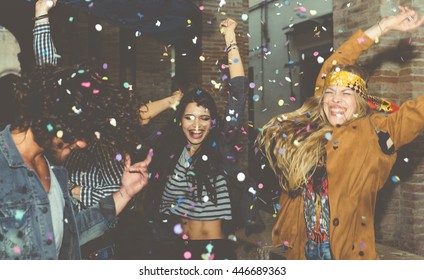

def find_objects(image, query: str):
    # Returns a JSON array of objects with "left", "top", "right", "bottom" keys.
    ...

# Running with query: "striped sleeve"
[{"left": 33, "top": 22, "right": 57, "bottom": 65}]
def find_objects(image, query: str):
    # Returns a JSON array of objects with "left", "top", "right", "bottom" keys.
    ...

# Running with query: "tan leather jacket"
[{"left": 272, "top": 30, "right": 424, "bottom": 259}]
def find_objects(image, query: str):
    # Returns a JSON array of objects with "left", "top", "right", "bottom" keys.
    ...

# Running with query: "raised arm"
[
  {"left": 314, "top": 6, "right": 424, "bottom": 96},
  {"left": 139, "top": 90, "right": 183, "bottom": 125},
  {"left": 33, "top": 0, "right": 57, "bottom": 65},
  {"left": 221, "top": 18, "right": 244, "bottom": 79},
  {"left": 219, "top": 18, "right": 247, "bottom": 134}
]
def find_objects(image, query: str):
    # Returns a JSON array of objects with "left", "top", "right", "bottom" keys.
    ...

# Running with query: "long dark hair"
[
  {"left": 149, "top": 88, "right": 224, "bottom": 204},
  {"left": 10, "top": 64, "right": 144, "bottom": 157}
]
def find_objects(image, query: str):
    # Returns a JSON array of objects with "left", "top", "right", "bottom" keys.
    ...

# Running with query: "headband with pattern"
[{"left": 323, "top": 70, "right": 399, "bottom": 113}]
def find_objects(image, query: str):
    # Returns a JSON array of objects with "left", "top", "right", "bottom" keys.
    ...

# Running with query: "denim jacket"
[{"left": 0, "top": 125, "right": 117, "bottom": 259}]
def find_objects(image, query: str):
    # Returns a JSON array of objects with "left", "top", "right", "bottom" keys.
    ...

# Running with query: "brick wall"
[{"left": 333, "top": 0, "right": 424, "bottom": 256}]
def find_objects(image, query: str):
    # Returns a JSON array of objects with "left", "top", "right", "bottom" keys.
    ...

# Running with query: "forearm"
[
  {"left": 225, "top": 31, "right": 244, "bottom": 78},
  {"left": 33, "top": 0, "right": 57, "bottom": 65},
  {"left": 112, "top": 187, "right": 133, "bottom": 216},
  {"left": 314, "top": 29, "right": 374, "bottom": 96},
  {"left": 139, "top": 96, "right": 174, "bottom": 125},
  {"left": 79, "top": 185, "right": 120, "bottom": 207},
  {"left": 33, "top": 22, "right": 57, "bottom": 65}
]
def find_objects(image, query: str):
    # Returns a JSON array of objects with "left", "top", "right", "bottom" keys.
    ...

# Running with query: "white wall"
[
  {"left": 0, "top": 26, "right": 21, "bottom": 78},
  {"left": 249, "top": 0, "right": 332, "bottom": 128}
]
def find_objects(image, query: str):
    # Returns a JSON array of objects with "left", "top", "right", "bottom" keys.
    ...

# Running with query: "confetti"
[
  {"left": 13, "top": 246, "right": 21, "bottom": 255},
  {"left": 241, "top": 14, "right": 249, "bottom": 21},
  {"left": 258, "top": 183, "right": 264, "bottom": 189},
  {"left": 278, "top": 99, "right": 285, "bottom": 106},
  {"left": 325, "top": 132, "right": 332, "bottom": 140},
  {"left": 391, "top": 176, "right": 400, "bottom": 183},
  {"left": 183, "top": 251, "right": 192, "bottom": 259},
  {"left": 293, "top": 140, "right": 301, "bottom": 147},
  {"left": 237, "top": 172, "right": 246, "bottom": 182},
  {"left": 95, "top": 24, "right": 102, "bottom": 32},
  {"left": 202, "top": 155, "right": 208, "bottom": 161},
  {"left": 109, "top": 118, "right": 117, "bottom": 127},
  {"left": 248, "top": 187, "right": 257, "bottom": 195},
  {"left": 173, "top": 224, "right": 183, "bottom": 235},
  {"left": 72, "top": 106, "right": 82, "bottom": 115},
  {"left": 115, "top": 154, "right": 122, "bottom": 161},
  {"left": 56, "top": 130, "right": 64, "bottom": 138},
  {"left": 81, "top": 82, "right": 91, "bottom": 88},
  {"left": 46, "top": 123, "right": 54, "bottom": 132},
  {"left": 202, "top": 195, "right": 209, "bottom": 202}
]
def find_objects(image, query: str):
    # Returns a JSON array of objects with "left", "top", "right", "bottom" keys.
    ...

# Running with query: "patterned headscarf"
[{"left": 324, "top": 70, "right": 399, "bottom": 113}]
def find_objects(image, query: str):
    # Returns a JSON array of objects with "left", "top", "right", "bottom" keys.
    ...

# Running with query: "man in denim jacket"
[{"left": 0, "top": 66, "right": 152, "bottom": 259}]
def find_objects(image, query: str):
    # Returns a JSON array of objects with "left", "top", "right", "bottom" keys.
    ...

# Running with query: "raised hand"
[
  {"left": 35, "top": 0, "right": 57, "bottom": 17},
  {"left": 220, "top": 18, "right": 238, "bottom": 36},
  {"left": 120, "top": 149, "right": 153, "bottom": 199},
  {"left": 380, "top": 6, "right": 424, "bottom": 33}
]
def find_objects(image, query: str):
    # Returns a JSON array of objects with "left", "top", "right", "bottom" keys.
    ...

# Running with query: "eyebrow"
[{"left": 184, "top": 113, "right": 211, "bottom": 117}]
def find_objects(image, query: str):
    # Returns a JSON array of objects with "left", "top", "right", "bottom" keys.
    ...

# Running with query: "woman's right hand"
[
  {"left": 220, "top": 18, "right": 238, "bottom": 36},
  {"left": 380, "top": 6, "right": 424, "bottom": 33},
  {"left": 169, "top": 90, "right": 184, "bottom": 110}
]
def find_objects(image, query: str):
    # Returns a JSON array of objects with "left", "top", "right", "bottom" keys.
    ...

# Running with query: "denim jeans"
[{"left": 304, "top": 238, "right": 332, "bottom": 260}]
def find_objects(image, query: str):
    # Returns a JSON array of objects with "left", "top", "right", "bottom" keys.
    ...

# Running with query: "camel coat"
[{"left": 272, "top": 30, "right": 424, "bottom": 259}]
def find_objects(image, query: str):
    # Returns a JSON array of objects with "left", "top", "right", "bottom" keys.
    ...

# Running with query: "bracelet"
[
  {"left": 227, "top": 46, "right": 239, "bottom": 53},
  {"left": 225, "top": 42, "right": 237, "bottom": 52},
  {"left": 33, "top": 14, "right": 49, "bottom": 21}
]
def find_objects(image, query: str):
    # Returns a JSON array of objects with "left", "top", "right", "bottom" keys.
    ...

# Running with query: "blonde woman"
[{"left": 256, "top": 7, "right": 424, "bottom": 259}]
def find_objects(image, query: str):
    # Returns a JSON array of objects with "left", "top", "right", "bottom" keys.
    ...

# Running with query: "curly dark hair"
[
  {"left": 149, "top": 87, "right": 225, "bottom": 204},
  {"left": 10, "top": 63, "right": 144, "bottom": 157}
]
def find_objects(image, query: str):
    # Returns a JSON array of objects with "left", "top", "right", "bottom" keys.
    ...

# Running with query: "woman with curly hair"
[
  {"left": 0, "top": 63, "right": 152, "bottom": 259},
  {"left": 256, "top": 7, "right": 424, "bottom": 259}
]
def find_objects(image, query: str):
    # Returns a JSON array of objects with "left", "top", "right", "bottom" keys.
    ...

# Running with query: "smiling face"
[
  {"left": 181, "top": 102, "right": 212, "bottom": 152},
  {"left": 322, "top": 85, "right": 358, "bottom": 126}
]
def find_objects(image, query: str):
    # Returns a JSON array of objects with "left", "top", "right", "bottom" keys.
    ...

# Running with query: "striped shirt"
[
  {"left": 160, "top": 149, "right": 232, "bottom": 220},
  {"left": 65, "top": 141, "right": 124, "bottom": 210}
]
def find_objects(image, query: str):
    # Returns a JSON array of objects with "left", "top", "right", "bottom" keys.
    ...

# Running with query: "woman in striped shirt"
[{"left": 143, "top": 18, "right": 247, "bottom": 259}]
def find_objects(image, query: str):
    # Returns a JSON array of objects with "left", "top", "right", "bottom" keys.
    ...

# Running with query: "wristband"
[{"left": 33, "top": 14, "right": 49, "bottom": 21}]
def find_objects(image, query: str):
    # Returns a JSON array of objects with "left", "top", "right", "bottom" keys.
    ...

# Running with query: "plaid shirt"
[
  {"left": 33, "top": 22, "right": 57, "bottom": 65},
  {"left": 33, "top": 21, "right": 123, "bottom": 211}
]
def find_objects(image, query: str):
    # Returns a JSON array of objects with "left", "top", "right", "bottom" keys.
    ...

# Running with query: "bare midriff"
[{"left": 181, "top": 218, "right": 224, "bottom": 240}]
